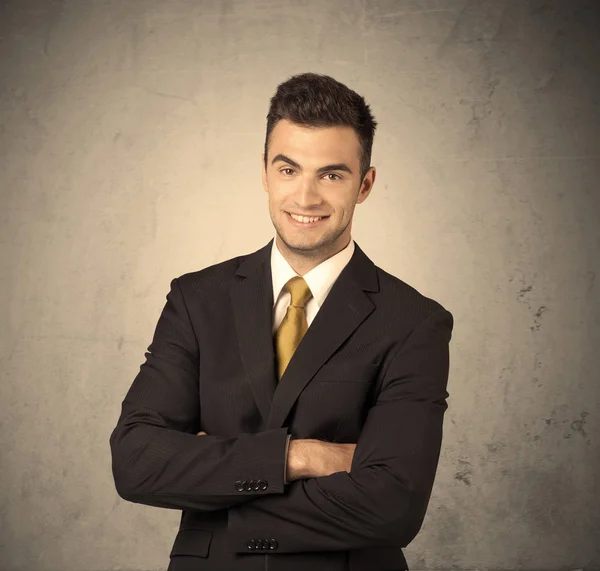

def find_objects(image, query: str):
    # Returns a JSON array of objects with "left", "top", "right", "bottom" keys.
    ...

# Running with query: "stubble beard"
[{"left": 273, "top": 213, "right": 351, "bottom": 260}]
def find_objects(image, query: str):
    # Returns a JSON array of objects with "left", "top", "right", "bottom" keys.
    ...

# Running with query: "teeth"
[{"left": 290, "top": 214, "right": 324, "bottom": 223}]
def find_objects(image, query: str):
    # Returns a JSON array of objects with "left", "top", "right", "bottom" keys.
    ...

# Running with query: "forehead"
[{"left": 269, "top": 119, "right": 361, "bottom": 165}]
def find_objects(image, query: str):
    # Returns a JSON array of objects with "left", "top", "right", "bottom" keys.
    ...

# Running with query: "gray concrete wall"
[{"left": 1, "top": 1, "right": 599, "bottom": 570}]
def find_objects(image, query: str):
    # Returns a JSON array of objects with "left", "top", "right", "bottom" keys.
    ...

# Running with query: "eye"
[
  {"left": 280, "top": 168, "right": 295, "bottom": 176},
  {"left": 324, "top": 173, "right": 342, "bottom": 181}
]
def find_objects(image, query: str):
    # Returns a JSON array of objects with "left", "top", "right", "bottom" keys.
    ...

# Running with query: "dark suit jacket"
[{"left": 109, "top": 239, "right": 453, "bottom": 571}]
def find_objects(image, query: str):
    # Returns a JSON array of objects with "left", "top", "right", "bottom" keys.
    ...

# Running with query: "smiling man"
[
  {"left": 264, "top": 117, "right": 372, "bottom": 273},
  {"left": 110, "top": 73, "right": 453, "bottom": 571}
]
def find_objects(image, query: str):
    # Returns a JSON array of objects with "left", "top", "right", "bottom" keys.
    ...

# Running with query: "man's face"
[{"left": 262, "top": 119, "right": 375, "bottom": 259}]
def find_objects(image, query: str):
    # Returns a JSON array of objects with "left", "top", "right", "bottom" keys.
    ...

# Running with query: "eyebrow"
[{"left": 271, "top": 153, "right": 353, "bottom": 175}]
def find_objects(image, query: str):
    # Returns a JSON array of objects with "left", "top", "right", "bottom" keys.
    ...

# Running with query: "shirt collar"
[{"left": 271, "top": 238, "right": 355, "bottom": 309}]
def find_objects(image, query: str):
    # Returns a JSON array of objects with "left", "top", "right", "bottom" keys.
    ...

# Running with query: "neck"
[{"left": 275, "top": 235, "right": 351, "bottom": 276}]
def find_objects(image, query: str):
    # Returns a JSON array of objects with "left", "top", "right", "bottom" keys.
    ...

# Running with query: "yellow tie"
[{"left": 275, "top": 276, "right": 313, "bottom": 380}]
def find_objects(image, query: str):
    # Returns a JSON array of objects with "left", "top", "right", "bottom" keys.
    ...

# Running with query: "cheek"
[
  {"left": 333, "top": 195, "right": 356, "bottom": 218},
  {"left": 269, "top": 182, "right": 297, "bottom": 205},
  {"left": 268, "top": 190, "right": 289, "bottom": 216}
]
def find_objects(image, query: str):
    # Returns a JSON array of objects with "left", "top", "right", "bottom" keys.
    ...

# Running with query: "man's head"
[{"left": 262, "top": 73, "right": 377, "bottom": 269}]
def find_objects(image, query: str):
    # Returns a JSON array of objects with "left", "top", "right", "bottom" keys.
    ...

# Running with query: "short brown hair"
[{"left": 264, "top": 73, "right": 377, "bottom": 181}]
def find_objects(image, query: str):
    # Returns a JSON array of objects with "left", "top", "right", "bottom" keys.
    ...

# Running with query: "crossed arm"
[
  {"left": 109, "top": 277, "right": 452, "bottom": 553},
  {"left": 196, "top": 429, "right": 356, "bottom": 483}
]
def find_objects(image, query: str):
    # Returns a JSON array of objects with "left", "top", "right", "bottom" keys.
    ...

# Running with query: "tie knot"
[{"left": 285, "top": 276, "right": 312, "bottom": 308}]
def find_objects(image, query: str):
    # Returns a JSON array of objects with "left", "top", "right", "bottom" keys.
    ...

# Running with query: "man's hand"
[
  {"left": 286, "top": 439, "right": 356, "bottom": 482},
  {"left": 197, "top": 431, "right": 207, "bottom": 435}
]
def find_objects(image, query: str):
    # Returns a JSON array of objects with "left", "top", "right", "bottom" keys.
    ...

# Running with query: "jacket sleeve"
[
  {"left": 227, "top": 308, "right": 453, "bottom": 553},
  {"left": 109, "top": 277, "right": 289, "bottom": 511}
]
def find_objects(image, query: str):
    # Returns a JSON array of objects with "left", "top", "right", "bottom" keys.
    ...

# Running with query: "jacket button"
[
  {"left": 256, "top": 539, "right": 265, "bottom": 550},
  {"left": 235, "top": 480, "right": 244, "bottom": 492},
  {"left": 249, "top": 479, "right": 259, "bottom": 491},
  {"left": 269, "top": 538, "right": 278, "bottom": 550},
  {"left": 243, "top": 480, "right": 253, "bottom": 492},
  {"left": 246, "top": 539, "right": 256, "bottom": 550},
  {"left": 258, "top": 479, "right": 268, "bottom": 490}
]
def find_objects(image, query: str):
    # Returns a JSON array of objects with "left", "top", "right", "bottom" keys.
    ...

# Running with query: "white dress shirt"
[
  {"left": 271, "top": 238, "right": 356, "bottom": 333},
  {"left": 270, "top": 236, "right": 355, "bottom": 484}
]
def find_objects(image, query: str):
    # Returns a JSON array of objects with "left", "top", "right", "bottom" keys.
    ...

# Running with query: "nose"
[{"left": 295, "top": 177, "right": 323, "bottom": 209}]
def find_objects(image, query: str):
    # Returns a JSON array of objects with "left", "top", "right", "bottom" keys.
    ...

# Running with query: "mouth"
[{"left": 286, "top": 212, "right": 330, "bottom": 227}]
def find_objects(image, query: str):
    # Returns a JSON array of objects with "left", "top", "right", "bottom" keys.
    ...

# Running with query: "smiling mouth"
[{"left": 287, "top": 212, "right": 329, "bottom": 224}]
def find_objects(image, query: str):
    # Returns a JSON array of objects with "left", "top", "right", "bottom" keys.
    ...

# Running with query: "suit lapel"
[
  {"left": 266, "top": 243, "right": 379, "bottom": 430},
  {"left": 230, "top": 240, "right": 277, "bottom": 425},
  {"left": 231, "top": 240, "right": 380, "bottom": 430}
]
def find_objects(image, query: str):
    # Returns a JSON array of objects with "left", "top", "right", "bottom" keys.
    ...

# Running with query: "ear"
[
  {"left": 356, "top": 166, "right": 376, "bottom": 204},
  {"left": 261, "top": 153, "right": 268, "bottom": 193}
]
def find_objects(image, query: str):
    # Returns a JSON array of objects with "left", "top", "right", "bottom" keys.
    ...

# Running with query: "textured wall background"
[{"left": 1, "top": 1, "right": 599, "bottom": 570}]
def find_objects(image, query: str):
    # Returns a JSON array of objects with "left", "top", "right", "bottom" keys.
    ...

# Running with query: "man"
[{"left": 110, "top": 72, "right": 453, "bottom": 571}]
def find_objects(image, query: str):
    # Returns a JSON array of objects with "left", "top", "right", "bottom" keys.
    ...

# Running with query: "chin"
[{"left": 280, "top": 233, "right": 335, "bottom": 255}]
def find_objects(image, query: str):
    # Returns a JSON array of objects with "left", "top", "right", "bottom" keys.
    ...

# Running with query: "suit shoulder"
[
  {"left": 169, "top": 251, "right": 251, "bottom": 292},
  {"left": 374, "top": 265, "right": 451, "bottom": 320}
]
